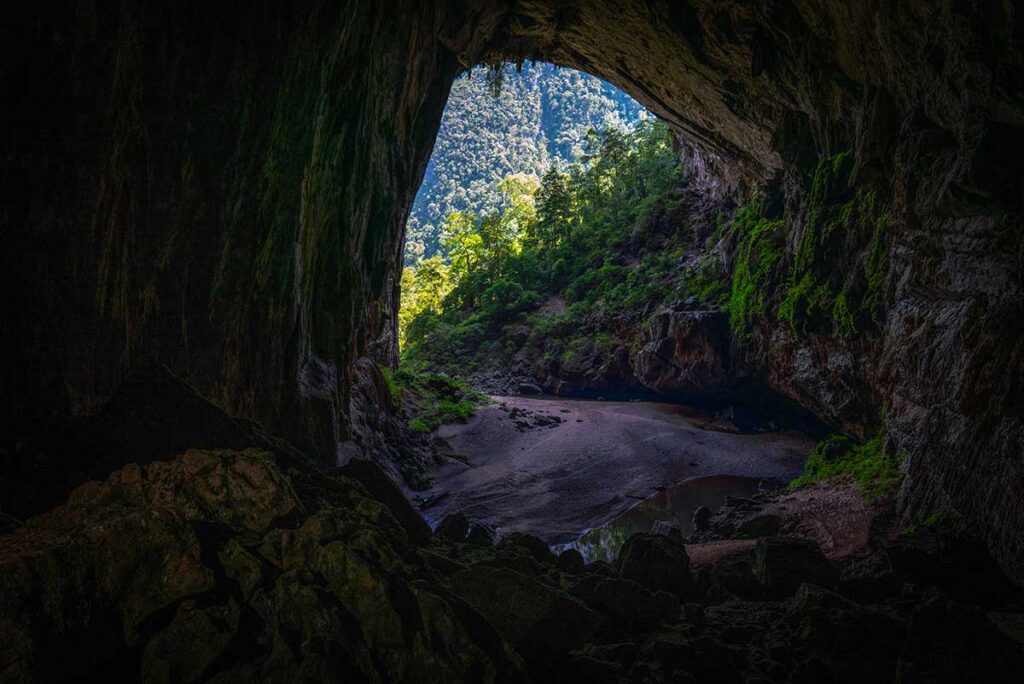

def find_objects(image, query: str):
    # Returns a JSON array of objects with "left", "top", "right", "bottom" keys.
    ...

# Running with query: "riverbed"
[{"left": 415, "top": 395, "right": 814, "bottom": 547}]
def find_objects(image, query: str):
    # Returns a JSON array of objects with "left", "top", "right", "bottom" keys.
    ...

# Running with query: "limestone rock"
[
  {"left": 569, "top": 574, "right": 665, "bottom": 634},
  {"left": 785, "top": 584, "right": 906, "bottom": 683},
  {"left": 754, "top": 537, "right": 839, "bottom": 598},
  {"left": 446, "top": 565, "right": 602, "bottom": 670},
  {"left": 0, "top": 450, "right": 519, "bottom": 682},
  {"left": 617, "top": 533, "right": 691, "bottom": 598},
  {"left": 434, "top": 513, "right": 470, "bottom": 542},
  {"left": 634, "top": 310, "right": 730, "bottom": 399}
]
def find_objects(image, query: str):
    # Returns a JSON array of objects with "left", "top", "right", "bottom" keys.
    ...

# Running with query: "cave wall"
[
  {"left": 2, "top": 1, "right": 1023, "bottom": 579},
  {"left": 1, "top": 0, "right": 462, "bottom": 456}
]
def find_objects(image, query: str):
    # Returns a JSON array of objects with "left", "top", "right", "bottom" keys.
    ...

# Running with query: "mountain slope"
[{"left": 405, "top": 62, "right": 646, "bottom": 263}]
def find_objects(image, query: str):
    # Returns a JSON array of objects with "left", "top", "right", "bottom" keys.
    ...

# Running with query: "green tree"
[
  {"left": 398, "top": 255, "right": 451, "bottom": 347},
  {"left": 534, "top": 164, "right": 577, "bottom": 250}
]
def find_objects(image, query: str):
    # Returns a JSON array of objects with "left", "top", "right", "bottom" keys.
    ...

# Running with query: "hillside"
[{"left": 405, "top": 62, "right": 646, "bottom": 263}]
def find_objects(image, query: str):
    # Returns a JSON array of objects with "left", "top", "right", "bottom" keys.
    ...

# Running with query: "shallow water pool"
[{"left": 563, "top": 475, "right": 779, "bottom": 563}]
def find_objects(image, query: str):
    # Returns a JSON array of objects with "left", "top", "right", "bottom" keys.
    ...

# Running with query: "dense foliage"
[
  {"left": 400, "top": 119, "right": 685, "bottom": 368},
  {"left": 381, "top": 366, "right": 486, "bottom": 435},
  {"left": 405, "top": 62, "right": 646, "bottom": 264},
  {"left": 788, "top": 432, "right": 902, "bottom": 499}
]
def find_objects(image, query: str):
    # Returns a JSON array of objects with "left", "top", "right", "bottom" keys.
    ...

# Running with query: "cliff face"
[
  {"left": 1, "top": 0, "right": 462, "bottom": 455},
  {"left": 2, "top": 1, "right": 1023, "bottom": 579}
]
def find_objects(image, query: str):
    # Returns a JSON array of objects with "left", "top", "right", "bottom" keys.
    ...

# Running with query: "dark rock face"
[
  {"left": 2, "top": 0, "right": 1023, "bottom": 584},
  {"left": 633, "top": 309, "right": 731, "bottom": 399},
  {"left": 568, "top": 574, "right": 666, "bottom": 635},
  {"left": 446, "top": 565, "right": 602, "bottom": 673},
  {"left": 617, "top": 533, "right": 691, "bottom": 598},
  {"left": 0, "top": 449, "right": 517, "bottom": 682},
  {"left": 1, "top": 446, "right": 1022, "bottom": 681},
  {"left": 755, "top": 537, "right": 840, "bottom": 598},
  {"left": 784, "top": 584, "right": 906, "bottom": 683}
]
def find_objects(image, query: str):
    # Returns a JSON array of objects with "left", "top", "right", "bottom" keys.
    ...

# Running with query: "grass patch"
[
  {"left": 789, "top": 432, "right": 902, "bottom": 499},
  {"left": 393, "top": 368, "right": 486, "bottom": 434}
]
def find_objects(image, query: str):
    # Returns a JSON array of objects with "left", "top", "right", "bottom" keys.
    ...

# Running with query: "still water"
[{"left": 563, "top": 475, "right": 778, "bottom": 563}]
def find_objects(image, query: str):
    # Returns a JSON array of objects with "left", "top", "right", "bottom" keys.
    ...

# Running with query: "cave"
[{"left": 2, "top": 1, "right": 1023, "bottom": 681}]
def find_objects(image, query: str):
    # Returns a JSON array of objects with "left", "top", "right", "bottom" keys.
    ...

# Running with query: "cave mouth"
[
  {"left": 3, "top": 3, "right": 1024, "bottom": 679},
  {"left": 392, "top": 61, "right": 824, "bottom": 553}
]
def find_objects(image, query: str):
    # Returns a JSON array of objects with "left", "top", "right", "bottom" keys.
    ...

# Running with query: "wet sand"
[{"left": 416, "top": 395, "right": 814, "bottom": 544}]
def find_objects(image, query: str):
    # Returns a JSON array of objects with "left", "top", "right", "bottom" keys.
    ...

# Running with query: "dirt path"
[{"left": 415, "top": 395, "right": 814, "bottom": 544}]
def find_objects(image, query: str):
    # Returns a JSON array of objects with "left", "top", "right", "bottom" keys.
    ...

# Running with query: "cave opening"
[
  {"left": 2, "top": 2, "right": 1024, "bottom": 680},
  {"left": 392, "top": 60, "right": 825, "bottom": 556}
]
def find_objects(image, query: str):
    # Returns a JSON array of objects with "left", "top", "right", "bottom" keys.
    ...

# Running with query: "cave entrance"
[{"left": 391, "top": 62, "right": 816, "bottom": 555}]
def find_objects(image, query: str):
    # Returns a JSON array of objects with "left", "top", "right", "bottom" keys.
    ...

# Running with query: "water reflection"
[{"left": 564, "top": 475, "right": 777, "bottom": 563}]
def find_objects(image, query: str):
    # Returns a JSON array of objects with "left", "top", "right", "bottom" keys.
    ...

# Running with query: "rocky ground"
[
  {"left": 1, "top": 365, "right": 1021, "bottom": 683},
  {"left": 2, "top": 438, "right": 1022, "bottom": 683},
  {"left": 416, "top": 395, "right": 813, "bottom": 543}
]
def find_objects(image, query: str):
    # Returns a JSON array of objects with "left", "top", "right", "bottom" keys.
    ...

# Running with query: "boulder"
[
  {"left": 650, "top": 519, "right": 684, "bottom": 544},
  {"left": 557, "top": 548, "right": 585, "bottom": 574},
  {"left": 434, "top": 513, "right": 470, "bottom": 542},
  {"left": 617, "top": 533, "right": 691, "bottom": 598},
  {"left": 517, "top": 383, "right": 543, "bottom": 395},
  {"left": 898, "top": 597, "right": 1024, "bottom": 683},
  {"left": 648, "top": 633, "right": 741, "bottom": 684},
  {"left": 338, "top": 458, "right": 432, "bottom": 545},
  {"left": 785, "top": 584, "right": 906, "bottom": 683},
  {"left": 569, "top": 574, "right": 665, "bottom": 634},
  {"left": 467, "top": 521, "right": 495, "bottom": 546},
  {"left": 754, "top": 537, "right": 838, "bottom": 598},
  {"left": 499, "top": 532, "right": 556, "bottom": 565},
  {"left": 692, "top": 505, "right": 712, "bottom": 532},
  {"left": 707, "top": 553, "right": 760, "bottom": 600},
  {"left": 735, "top": 513, "right": 781, "bottom": 538},
  {"left": 446, "top": 565, "right": 602, "bottom": 669}
]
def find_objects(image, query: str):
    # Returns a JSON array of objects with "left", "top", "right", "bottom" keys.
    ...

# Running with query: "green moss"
[
  {"left": 725, "top": 201, "right": 785, "bottom": 337},
  {"left": 781, "top": 151, "right": 891, "bottom": 338},
  {"left": 394, "top": 368, "right": 486, "bottom": 434},
  {"left": 922, "top": 508, "right": 950, "bottom": 528},
  {"left": 682, "top": 257, "right": 730, "bottom": 305},
  {"left": 409, "top": 417, "right": 433, "bottom": 433},
  {"left": 831, "top": 293, "right": 857, "bottom": 337},
  {"left": 862, "top": 213, "right": 890, "bottom": 319},
  {"left": 379, "top": 366, "right": 401, "bottom": 405},
  {"left": 789, "top": 432, "right": 901, "bottom": 499},
  {"left": 778, "top": 272, "right": 832, "bottom": 336}
]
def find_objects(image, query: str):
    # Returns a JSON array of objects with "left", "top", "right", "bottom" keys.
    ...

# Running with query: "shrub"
[
  {"left": 391, "top": 367, "right": 487, "bottom": 433},
  {"left": 683, "top": 256, "right": 730, "bottom": 305},
  {"left": 789, "top": 432, "right": 901, "bottom": 499}
]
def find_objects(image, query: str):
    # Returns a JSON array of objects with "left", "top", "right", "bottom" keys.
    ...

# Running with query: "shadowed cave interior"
[{"left": 1, "top": 1, "right": 1024, "bottom": 682}]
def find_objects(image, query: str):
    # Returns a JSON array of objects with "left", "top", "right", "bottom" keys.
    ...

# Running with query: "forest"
[
  {"left": 405, "top": 61, "right": 645, "bottom": 264},
  {"left": 400, "top": 119, "right": 683, "bottom": 369}
]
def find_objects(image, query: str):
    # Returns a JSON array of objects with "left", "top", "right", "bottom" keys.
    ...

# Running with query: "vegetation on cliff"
[
  {"left": 779, "top": 152, "right": 890, "bottom": 338},
  {"left": 789, "top": 432, "right": 902, "bottom": 499},
  {"left": 381, "top": 365, "right": 485, "bottom": 434},
  {"left": 724, "top": 201, "right": 785, "bottom": 337},
  {"left": 400, "top": 119, "right": 684, "bottom": 373},
  {"left": 406, "top": 62, "right": 646, "bottom": 264}
]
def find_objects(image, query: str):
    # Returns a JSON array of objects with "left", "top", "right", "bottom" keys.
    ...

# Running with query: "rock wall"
[
  {"left": 0, "top": 0, "right": 462, "bottom": 457},
  {"left": 2, "top": 1, "right": 1023, "bottom": 580}
]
